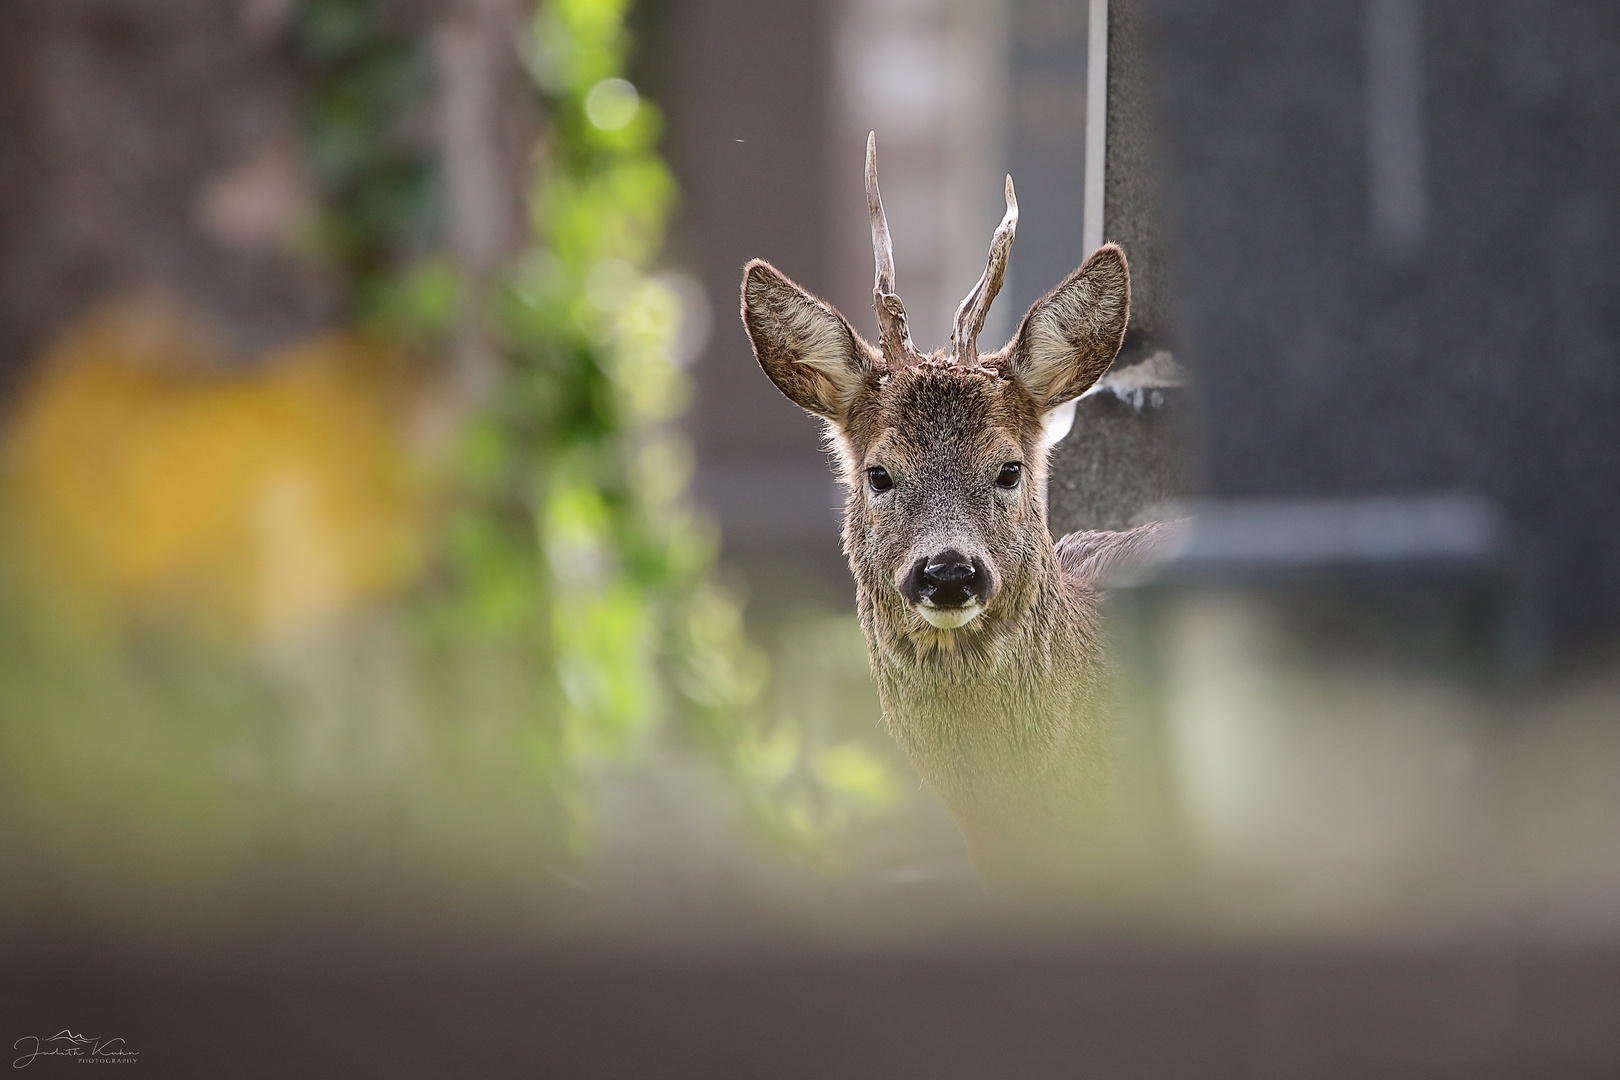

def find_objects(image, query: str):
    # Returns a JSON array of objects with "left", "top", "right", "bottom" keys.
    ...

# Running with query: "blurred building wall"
[
  {"left": 827, "top": 0, "right": 1011, "bottom": 357},
  {"left": 0, "top": 0, "right": 341, "bottom": 401},
  {"left": 1003, "top": 0, "right": 1092, "bottom": 333},
  {"left": 653, "top": 0, "right": 847, "bottom": 567}
]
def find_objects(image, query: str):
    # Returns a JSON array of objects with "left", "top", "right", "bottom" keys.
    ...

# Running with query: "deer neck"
[{"left": 852, "top": 540, "right": 1109, "bottom": 818}]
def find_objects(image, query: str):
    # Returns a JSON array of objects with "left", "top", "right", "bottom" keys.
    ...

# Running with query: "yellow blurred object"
[{"left": 0, "top": 293, "right": 424, "bottom": 640}]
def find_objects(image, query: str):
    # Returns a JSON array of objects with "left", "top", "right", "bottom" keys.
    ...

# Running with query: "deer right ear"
[
  {"left": 1003, "top": 244, "right": 1131, "bottom": 410},
  {"left": 742, "top": 260, "right": 875, "bottom": 423}
]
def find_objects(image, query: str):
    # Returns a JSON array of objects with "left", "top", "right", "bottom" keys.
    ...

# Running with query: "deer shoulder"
[{"left": 1056, "top": 520, "right": 1184, "bottom": 591}]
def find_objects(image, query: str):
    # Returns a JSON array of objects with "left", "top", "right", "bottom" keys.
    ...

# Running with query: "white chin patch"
[{"left": 917, "top": 602, "right": 983, "bottom": 630}]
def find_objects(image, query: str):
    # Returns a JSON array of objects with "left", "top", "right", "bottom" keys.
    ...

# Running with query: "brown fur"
[{"left": 742, "top": 244, "right": 1168, "bottom": 883}]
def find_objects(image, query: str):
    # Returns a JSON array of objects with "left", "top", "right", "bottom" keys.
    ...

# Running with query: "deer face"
[
  {"left": 741, "top": 135, "right": 1129, "bottom": 636},
  {"left": 850, "top": 364, "right": 1040, "bottom": 630}
]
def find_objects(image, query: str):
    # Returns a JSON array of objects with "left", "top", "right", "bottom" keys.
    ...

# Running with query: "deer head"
[{"left": 742, "top": 134, "right": 1130, "bottom": 644}]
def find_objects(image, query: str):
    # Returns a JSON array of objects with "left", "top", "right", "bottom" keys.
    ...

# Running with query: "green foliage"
[
  {"left": 432, "top": 0, "right": 898, "bottom": 862},
  {"left": 0, "top": 578, "right": 577, "bottom": 921},
  {"left": 291, "top": 0, "right": 441, "bottom": 318}
]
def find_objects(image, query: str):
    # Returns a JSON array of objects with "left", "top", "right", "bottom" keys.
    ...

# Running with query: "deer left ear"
[
  {"left": 1003, "top": 244, "right": 1130, "bottom": 409},
  {"left": 742, "top": 260, "right": 876, "bottom": 423}
]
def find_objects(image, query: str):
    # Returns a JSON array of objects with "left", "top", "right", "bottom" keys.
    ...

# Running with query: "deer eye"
[
  {"left": 866, "top": 465, "right": 893, "bottom": 492},
  {"left": 995, "top": 462, "right": 1023, "bottom": 489}
]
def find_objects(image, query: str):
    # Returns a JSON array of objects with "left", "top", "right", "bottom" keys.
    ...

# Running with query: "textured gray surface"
[
  {"left": 1047, "top": 359, "right": 1185, "bottom": 537},
  {"left": 1143, "top": 0, "right": 1620, "bottom": 650},
  {"left": 1043, "top": 0, "right": 1181, "bottom": 539},
  {"left": 1003, "top": 0, "right": 1092, "bottom": 323},
  {"left": 1104, "top": 0, "right": 1167, "bottom": 345}
]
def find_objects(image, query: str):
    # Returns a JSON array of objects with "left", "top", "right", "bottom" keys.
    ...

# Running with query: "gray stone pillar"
[{"left": 1044, "top": 0, "right": 1185, "bottom": 538}]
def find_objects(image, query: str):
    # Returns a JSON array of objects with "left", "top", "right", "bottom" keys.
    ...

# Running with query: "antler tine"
[
  {"left": 950, "top": 173, "right": 1019, "bottom": 366},
  {"left": 866, "top": 132, "right": 914, "bottom": 367}
]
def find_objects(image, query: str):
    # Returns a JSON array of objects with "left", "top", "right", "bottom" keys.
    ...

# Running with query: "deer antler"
[
  {"left": 950, "top": 174, "right": 1018, "bottom": 366},
  {"left": 866, "top": 132, "right": 917, "bottom": 367}
]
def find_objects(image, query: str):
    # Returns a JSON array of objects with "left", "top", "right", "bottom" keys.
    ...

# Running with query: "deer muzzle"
[{"left": 899, "top": 549, "right": 995, "bottom": 629}]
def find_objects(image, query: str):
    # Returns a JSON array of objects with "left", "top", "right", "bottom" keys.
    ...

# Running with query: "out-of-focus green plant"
[
  {"left": 291, "top": 0, "right": 443, "bottom": 321},
  {"left": 429, "top": 0, "right": 896, "bottom": 862},
  {"left": 289, "top": 0, "right": 896, "bottom": 863}
]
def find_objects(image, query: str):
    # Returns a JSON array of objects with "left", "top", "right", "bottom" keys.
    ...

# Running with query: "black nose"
[{"left": 915, "top": 550, "right": 984, "bottom": 608}]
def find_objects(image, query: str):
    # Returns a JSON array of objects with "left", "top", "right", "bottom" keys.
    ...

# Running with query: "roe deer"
[{"left": 741, "top": 134, "right": 1174, "bottom": 884}]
